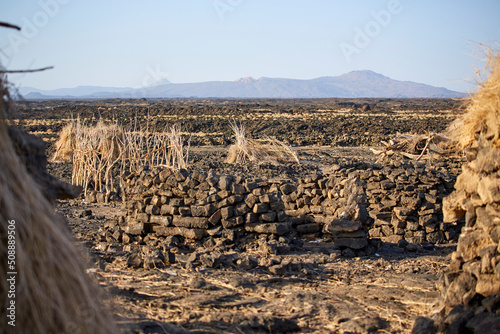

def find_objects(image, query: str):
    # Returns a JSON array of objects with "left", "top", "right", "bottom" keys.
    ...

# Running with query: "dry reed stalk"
[
  {"left": 449, "top": 46, "right": 500, "bottom": 149},
  {"left": 51, "top": 119, "right": 77, "bottom": 162},
  {"left": 165, "top": 124, "right": 191, "bottom": 170},
  {"left": 121, "top": 120, "right": 190, "bottom": 172},
  {"left": 0, "top": 74, "right": 119, "bottom": 333},
  {"left": 226, "top": 121, "right": 299, "bottom": 164}
]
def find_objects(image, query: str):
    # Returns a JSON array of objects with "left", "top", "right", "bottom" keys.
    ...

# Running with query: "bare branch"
[
  {"left": 0, "top": 66, "right": 54, "bottom": 73},
  {"left": 0, "top": 22, "right": 21, "bottom": 30}
]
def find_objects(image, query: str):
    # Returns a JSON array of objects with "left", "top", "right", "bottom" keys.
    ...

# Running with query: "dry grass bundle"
[
  {"left": 51, "top": 121, "right": 76, "bottom": 162},
  {"left": 0, "top": 75, "right": 119, "bottom": 333},
  {"left": 372, "top": 133, "right": 453, "bottom": 161},
  {"left": 450, "top": 46, "right": 500, "bottom": 148},
  {"left": 226, "top": 121, "right": 299, "bottom": 164},
  {"left": 52, "top": 118, "right": 123, "bottom": 163},
  {"left": 71, "top": 119, "right": 124, "bottom": 198}
]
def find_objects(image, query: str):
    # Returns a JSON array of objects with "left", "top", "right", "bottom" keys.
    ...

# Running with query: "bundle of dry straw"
[
  {"left": 449, "top": 47, "right": 500, "bottom": 149},
  {"left": 52, "top": 118, "right": 123, "bottom": 163},
  {"left": 226, "top": 121, "right": 299, "bottom": 164},
  {"left": 372, "top": 132, "right": 453, "bottom": 161},
  {"left": 0, "top": 74, "right": 119, "bottom": 332}
]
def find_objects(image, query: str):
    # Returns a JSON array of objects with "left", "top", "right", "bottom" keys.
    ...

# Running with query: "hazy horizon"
[{"left": 1, "top": 1, "right": 500, "bottom": 93}]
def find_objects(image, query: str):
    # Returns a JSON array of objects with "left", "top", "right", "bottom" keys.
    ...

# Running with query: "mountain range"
[{"left": 19, "top": 70, "right": 466, "bottom": 99}]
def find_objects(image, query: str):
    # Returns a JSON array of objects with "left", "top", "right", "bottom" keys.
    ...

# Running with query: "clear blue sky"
[{"left": 1, "top": 0, "right": 499, "bottom": 92}]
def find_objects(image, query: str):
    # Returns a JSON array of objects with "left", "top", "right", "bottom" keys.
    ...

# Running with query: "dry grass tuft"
[
  {"left": 226, "top": 121, "right": 299, "bottom": 164},
  {"left": 449, "top": 46, "right": 500, "bottom": 148},
  {"left": 0, "top": 74, "right": 119, "bottom": 333}
]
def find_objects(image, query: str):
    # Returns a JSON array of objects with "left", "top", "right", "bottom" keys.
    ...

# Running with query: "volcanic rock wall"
[
  {"left": 422, "top": 147, "right": 500, "bottom": 332},
  {"left": 118, "top": 159, "right": 461, "bottom": 256},
  {"left": 325, "top": 159, "right": 461, "bottom": 246},
  {"left": 120, "top": 168, "right": 373, "bottom": 255}
]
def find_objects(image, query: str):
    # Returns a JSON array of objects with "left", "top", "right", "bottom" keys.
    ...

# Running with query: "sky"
[{"left": 0, "top": 0, "right": 499, "bottom": 92}]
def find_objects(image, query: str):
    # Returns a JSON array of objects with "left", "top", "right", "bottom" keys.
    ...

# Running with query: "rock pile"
[{"left": 282, "top": 174, "right": 371, "bottom": 253}]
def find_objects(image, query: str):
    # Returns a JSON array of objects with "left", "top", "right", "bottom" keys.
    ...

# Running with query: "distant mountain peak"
[
  {"left": 236, "top": 77, "right": 257, "bottom": 83},
  {"left": 340, "top": 70, "right": 388, "bottom": 79}
]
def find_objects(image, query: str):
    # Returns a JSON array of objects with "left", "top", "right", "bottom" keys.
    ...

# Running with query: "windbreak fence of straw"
[{"left": 53, "top": 118, "right": 190, "bottom": 199}]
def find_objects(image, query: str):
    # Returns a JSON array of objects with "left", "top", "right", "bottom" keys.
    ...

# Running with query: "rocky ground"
[
  {"left": 59, "top": 197, "right": 454, "bottom": 333},
  {"left": 15, "top": 97, "right": 463, "bottom": 150},
  {"left": 21, "top": 98, "right": 467, "bottom": 333}
]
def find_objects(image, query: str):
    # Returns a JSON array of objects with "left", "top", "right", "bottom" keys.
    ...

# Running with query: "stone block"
[
  {"left": 169, "top": 198, "right": 184, "bottom": 207},
  {"left": 208, "top": 209, "right": 222, "bottom": 225},
  {"left": 280, "top": 183, "right": 296, "bottom": 195},
  {"left": 149, "top": 215, "right": 172, "bottom": 226},
  {"left": 172, "top": 216, "right": 209, "bottom": 229},
  {"left": 458, "top": 229, "right": 496, "bottom": 262},
  {"left": 231, "top": 183, "right": 247, "bottom": 195},
  {"left": 270, "top": 201, "right": 285, "bottom": 211},
  {"left": 253, "top": 203, "right": 269, "bottom": 214},
  {"left": 234, "top": 202, "right": 250, "bottom": 216},
  {"left": 137, "top": 213, "right": 149, "bottom": 223},
  {"left": 245, "top": 222, "right": 291, "bottom": 235},
  {"left": 222, "top": 216, "right": 244, "bottom": 229},
  {"left": 246, "top": 212, "right": 259, "bottom": 224},
  {"left": 145, "top": 205, "right": 160, "bottom": 215},
  {"left": 324, "top": 219, "right": 362, "bottom": 234},
  {"left": 191, "top": 204, "right": 216, "bottom": 217},
  {"left": 477, "top": 175, "right": 500, "bottom": 204},
  {"left": 154, "top": 226, "right": 206, "bottom": 240},
  {"left": 261, "top": 212, "right": 277, "bottom": 222},
  {"left": 219, "top": 175, "right": 233, "bottom": 190},
  {"left": 178, "top": 207, "right": 191, "bottom": 216},
  {"left": 126, "top": 222, "right": 145, "bottom": 235}
]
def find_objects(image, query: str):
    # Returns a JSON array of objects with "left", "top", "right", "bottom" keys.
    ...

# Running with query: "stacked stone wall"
[
  {"left": 120, "top": 167, "right": 373, "bottom": 255},
  {"left": 416, "top": 147, "right": 500, "bottom": 332}
]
